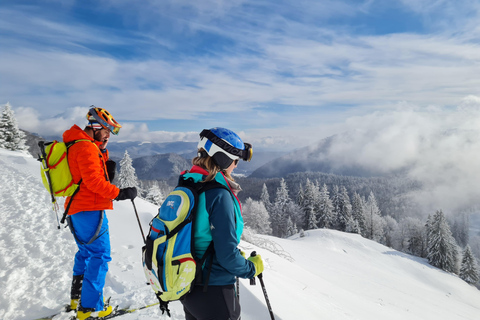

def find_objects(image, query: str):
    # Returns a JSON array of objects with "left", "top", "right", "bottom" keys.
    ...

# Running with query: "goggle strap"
[
  {"left": 200, "top": 129, "right": 251, "bottom": 161},
  {"left": 89, "top": 108, "right": 120, "bottom": 135}
]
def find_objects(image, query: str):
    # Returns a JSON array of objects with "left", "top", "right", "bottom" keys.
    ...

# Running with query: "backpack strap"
[
  {"left": 178, "top": 177, "right": 230, "bottom": 290},
  {"left": 60, "top": 139, "right": 95, "bottom": 225},
  {"left": 199, "top": 242, "right": 215, "bottom": 292},
  {"left": 60, "top": 180, "right": 82, "bottom": 224}
]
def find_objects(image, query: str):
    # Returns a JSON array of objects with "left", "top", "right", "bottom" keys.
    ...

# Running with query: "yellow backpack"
[{"left": 38, "top": 139, "right": 90, "bottom": 228}]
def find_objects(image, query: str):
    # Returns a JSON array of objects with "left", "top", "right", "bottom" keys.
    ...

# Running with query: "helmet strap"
[{"left": 197, "top": 150, "right": 208, "bottom": 158}]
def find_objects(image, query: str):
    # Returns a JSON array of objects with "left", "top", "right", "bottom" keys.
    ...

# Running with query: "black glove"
[
  {"left": 115, "top": 187, "right": 137, "bottom": 201},
  {"left": 106, "top": 159, "right": 116, "bottom": 182}
]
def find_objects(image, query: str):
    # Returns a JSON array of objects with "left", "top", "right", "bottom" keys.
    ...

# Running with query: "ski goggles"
[
  {"left": 199, "top": 129, "right": 253, "bottom": 162},
  {"left": 88, "top": 107, "right": 122, "bottom": 135}
]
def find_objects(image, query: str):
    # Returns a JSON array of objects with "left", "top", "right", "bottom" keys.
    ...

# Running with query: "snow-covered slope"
[{"left": 1, "top": 148, "right": 479, "bottom": 320}]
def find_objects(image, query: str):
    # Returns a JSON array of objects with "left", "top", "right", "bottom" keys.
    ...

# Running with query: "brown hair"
[{"left": 192, "top": 149, "right": 235, "bottom": 182}]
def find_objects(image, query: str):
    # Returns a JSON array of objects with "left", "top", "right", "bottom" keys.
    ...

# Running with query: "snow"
[{"left": 1, "top": 148, "right": 480, "bottom": 320}]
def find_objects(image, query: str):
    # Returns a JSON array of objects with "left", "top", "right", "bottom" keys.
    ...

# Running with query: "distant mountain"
[
  {"left": 132, "top": 153, "right": 191, "bottom": 180},
  {"left": 109, "top": 141, "right": 283, "bottom": 177},
  {"left": 250, "top": 134, "right": 400, "bottom": 179},
  {"left": 107, "top": 141, "right": 197, "bottom": 159},
  {"left": 20, "top": 130, "right": 284, "bottom": 178}
]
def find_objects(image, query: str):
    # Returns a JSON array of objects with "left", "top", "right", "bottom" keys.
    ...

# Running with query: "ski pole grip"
[{"left": 250, "top": 251, "right": 257, "bottom": 285}]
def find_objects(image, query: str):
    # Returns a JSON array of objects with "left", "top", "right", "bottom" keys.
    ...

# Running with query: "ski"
[
  {"left": 36, "top": 301, "right": 159, "bottom": 320},
  {"left": 80, "top": 302, "right": 160, "bottom": 319}
]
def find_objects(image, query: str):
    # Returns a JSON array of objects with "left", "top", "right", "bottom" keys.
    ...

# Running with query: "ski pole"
[
  {"left": 236, "top": 277, "right": 240, "bottom": 302},
  {"left": 250, "top": 251, "right": 275, "bottom": 320},
  {"left": 131, "top": 199, "right": 146, "bottom": 244}
]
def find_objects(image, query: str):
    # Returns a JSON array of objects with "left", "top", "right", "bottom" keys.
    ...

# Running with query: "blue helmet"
[{"left": 197, "top": 127, "right": 253, "bottom": 169}]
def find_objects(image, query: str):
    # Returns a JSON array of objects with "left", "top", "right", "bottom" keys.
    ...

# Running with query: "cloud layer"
[{"left": 2, "top": 0, "right": 480, "bottom": 153}]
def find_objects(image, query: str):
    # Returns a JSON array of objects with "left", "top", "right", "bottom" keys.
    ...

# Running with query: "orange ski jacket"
[{"left": 63, "top": 124, "right": 120, "bottom": 215}]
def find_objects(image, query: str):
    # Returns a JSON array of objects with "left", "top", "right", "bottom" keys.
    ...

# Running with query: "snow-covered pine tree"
[
  {"left": 118, "top": 150, "right": 139, "bottom": 189},
  {"left": 364, "top": 191, "right": 386, "bottom": 242},
  {"left": 459, "top": 245, "right": 480, "bottom": 285},
  {"left": 427, "top": 210, "right": 460, "bottom": 274},
  {"left": 302, "top": 178, "right": 318, "bottom": 230},
  {"left": 243, "top": 198, "right": 272, "bottom": 235},
  {"left": 351, "top": 192, "right": 366, "bottom": 236},
  {"left": 271, "top": 178, "right": 292, "bottom": 238},
  {"left": 286, "top": 200, "right": 302, "bottom": 235},
  {"left": 145, "top": 183, "right": 164, "bottom": 206},
  {"left": 0, "top": 103, "right": 27, "bottom": 151},
  {"left": 451, "top": 212, "right": 470, "bottom": 248},
  {"left": 260, "top": 183, "right": 272, "bottom": 214},
  {"left": 285, "top": 216, "right": 297, "bottom": 238},
  {"left": 383, "top": 215, "right": 399, "bottom": 248},
  {"left": 296, "top": 184, "right": 304, "bottom": 208},
  {"left": 331, "top": 185, "right": 341, "bottom": 229},
  {"left": 405, "top": 217, "right": 427, "bottom": 257},
  {"left": 317, "top": 183, "right": 334, "bottom": 229},
  {"left": 335, "top": 186, "right": 352, "bottom": 232}
]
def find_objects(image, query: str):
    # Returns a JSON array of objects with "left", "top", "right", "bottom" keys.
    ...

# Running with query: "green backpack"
[
  {"left": 142, "top": 176, "right": 227, "bottom": 316},
  {"left": 37, "top": 139, "right": 90, "bottom": 227}
]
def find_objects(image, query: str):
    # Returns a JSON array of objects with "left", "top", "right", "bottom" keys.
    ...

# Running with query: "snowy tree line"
[
  {"left": 241, "top": 178, "right": 480, "bottom": 286},
  {"left": 117, "top": 149, "right": 480, "bottom": 286},
  {"left": 0, "top": 104, "right": 28, "bottom": 152},
  {"left": 115, "top": 150, "right": 168, "bottom": 207}
]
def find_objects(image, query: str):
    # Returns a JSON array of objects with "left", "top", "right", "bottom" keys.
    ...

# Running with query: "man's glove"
[
  {"left": 248, "top": 254, "right": 264, "bottom": 277},
  {"left": 106, "top": 159, "right": 116, "bottom": 182},
  {"left": 240, "top": 250, "right": 246, "bottom": 258},
  {"left": 115, "top": 187, "right": 137, "bottom": 201}
]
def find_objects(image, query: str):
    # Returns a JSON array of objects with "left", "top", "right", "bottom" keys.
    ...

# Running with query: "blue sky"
[{"left": 2, "top": 0, "right": 480, "bottom": 151}]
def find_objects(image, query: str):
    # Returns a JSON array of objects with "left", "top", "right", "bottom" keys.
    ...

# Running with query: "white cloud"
[{"left": 320, "top": 98, "right": 480, "bottom": 213}]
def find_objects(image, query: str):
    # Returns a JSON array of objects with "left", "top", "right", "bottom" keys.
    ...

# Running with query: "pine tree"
[
  {"left": 427, "top": 210, "right": 459, "bottom": 274},
  {"left": 351, "top": 192, "right": 367, "bottom": 235},
  {"left": 243, "top": 198, "right": 272, "bottom": 235},
  {"left": 0, "top": 103, "right": 27, "bottom": 151},
  {"left": 260, "top": 183, "right": 272, "bottom": 214},
  {"left": 118, "top": 150, "right": 139, "bottom": 189},
  {"left": 145, "top": 183, "right": 164, "bottom": 206},
  {"left": 405, "top": 217, "right": 426, "bottom": 257},
  {"left": 296, "top": 184, "right": 304, "bottom": 208},
  {"left": 317, "top": 183, "right": 334, "bottom": 229},
  {"left": 285, "top": 216, "right": 297, "bottom": 238},
  {"left": 364, "top": 191, "right": 386, "bottom": 242},
  {"left": 302, "top": 179, "right": 318, "bottom": 230},
  {"left": 451, "top": 213, "right": 470, "bottom": 248},
  {"left": 331, "top": 185, "right": 341, "bottom": 229},
  {"left": 335, "top": 186, "right": 352, "bottom": 231},
  {"left": 271, "top": 178, "right": 292, "bottom": 238},
  {"left": 459, "top": 245, "right": 480, "bottom": 285}
]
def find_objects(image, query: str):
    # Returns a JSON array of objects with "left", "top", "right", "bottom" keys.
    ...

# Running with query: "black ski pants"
[{"left": 181, "top": 284, "right": 240, "bottom": 320}]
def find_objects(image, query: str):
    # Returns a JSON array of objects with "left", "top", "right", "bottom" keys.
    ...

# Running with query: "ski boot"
[
  {"left": 76, "top": 305, "right": 113, "bottom": 320},
  {"left": 70, "top": 275, "right": 83, "bottom": 311},
  {"left": 70, "top": 299, "right": 79, "bottom": 311}
]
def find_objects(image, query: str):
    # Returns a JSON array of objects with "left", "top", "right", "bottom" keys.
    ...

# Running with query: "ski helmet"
[
  {"left": 86, "top": 106, "right": 122, "bottom": 135},
  {"left": 197, "top": 127, "right": 253, "bottom": 169}
]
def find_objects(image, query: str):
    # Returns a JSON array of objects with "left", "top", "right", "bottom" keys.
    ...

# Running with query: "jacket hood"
[
  {"left": 63, "top": 125, "right": 93, "bottom": 143},
  {"left": 63, "top": 124, "right": 102, "bottom": 148}
]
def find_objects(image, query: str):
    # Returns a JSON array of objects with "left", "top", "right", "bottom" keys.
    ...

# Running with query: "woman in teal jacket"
[{"left": 181, "top": 127, "right": 264, "bottom": 320}]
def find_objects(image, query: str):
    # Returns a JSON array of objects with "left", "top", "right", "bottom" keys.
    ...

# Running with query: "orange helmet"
[{"left": 86, "top": 106, "right": 122, "bottom": 135}]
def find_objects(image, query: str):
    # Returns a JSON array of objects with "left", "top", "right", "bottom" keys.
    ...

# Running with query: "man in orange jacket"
[{"left": 64, "top": 107, "right": 137, "bottom": 320}]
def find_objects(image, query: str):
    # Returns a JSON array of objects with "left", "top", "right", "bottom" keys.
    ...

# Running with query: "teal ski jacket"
[{"left": 182, "top": 165, "right": 256, "bottom": 286}]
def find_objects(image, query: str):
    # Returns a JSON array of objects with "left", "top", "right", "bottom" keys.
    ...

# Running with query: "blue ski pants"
[{"left": 69, "top": 210, "right": 111, "bottom": 311}]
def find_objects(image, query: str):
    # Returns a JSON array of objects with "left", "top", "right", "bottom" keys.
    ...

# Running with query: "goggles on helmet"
[
  {"left": 198, "top": 129, "right": 253, "bottom": 162},
  {"left": 87, "top": 106, "right": 122, "bottom": 135}
]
